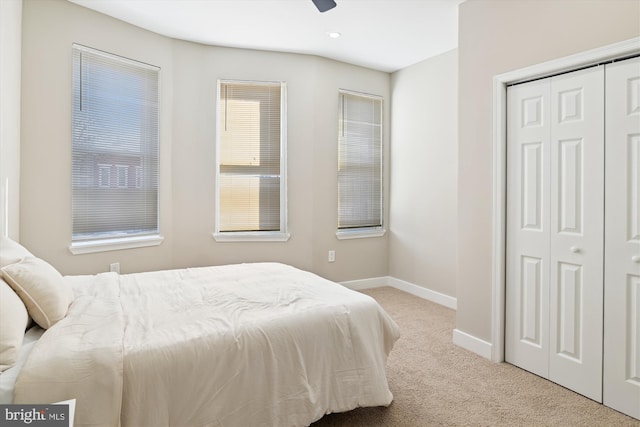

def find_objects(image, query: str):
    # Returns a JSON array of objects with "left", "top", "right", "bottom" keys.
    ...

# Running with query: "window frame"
[
  {"left": 336, "top": 89, "right": 385, "bottom": 240},
  {"left": 69, "top": 44, "right": 163, "bottom": 255},
  {"left": 213, "top": 79, "right": 289, "bottom": 242}
]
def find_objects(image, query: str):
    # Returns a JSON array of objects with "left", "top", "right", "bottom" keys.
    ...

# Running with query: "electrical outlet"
[
  {"left": 328, "top": 250, "right": 335, "bottom": 263},
  {"left": 110, "top": 262, "right": 120, "bottom": 274}
]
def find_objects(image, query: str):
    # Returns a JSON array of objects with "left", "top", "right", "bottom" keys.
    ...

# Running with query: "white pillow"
[
  {"left": 1, "top": 257, "right": 74, "bottom": 329},
  {"left": 0, "top": 278, "right": 30, "bottom": 372},
  {"left": 0, "top": 236, "right": 34, "bottom": 268}
]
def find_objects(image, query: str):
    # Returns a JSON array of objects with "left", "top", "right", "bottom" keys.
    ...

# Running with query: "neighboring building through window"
[
  {"left": 214, "top": 80, "right": 288, "bottom": 241},
  {"left": 337, "top": 90, "right": 384, "bottom": 238},
  {"left": 71, "top": 44, "right": 161, "bottom": 252}
]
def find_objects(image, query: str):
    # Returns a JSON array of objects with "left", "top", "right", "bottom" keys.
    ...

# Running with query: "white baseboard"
[
  {"left": 386, "top": 277, "right": 457, "bottom": 310},
  {"left": 341, "top": 276, "right": 457, "bottom": 310},
  {"left": 452, "top": 328, "right": 492, "bottom": 360},
  {"left": 342, "top": 277, "right": 492, "bottom": 361},
  {"left": 340, "top": 276, "right": 390, "bottom": 291}
]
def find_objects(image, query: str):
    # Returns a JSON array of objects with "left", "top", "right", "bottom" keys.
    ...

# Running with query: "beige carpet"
[{"left": 311, "top": 286, "right": 639, "bottom": 427}]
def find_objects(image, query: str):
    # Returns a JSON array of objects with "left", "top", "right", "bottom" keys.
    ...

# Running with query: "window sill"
[
  {"left": 69, "top": 235, "right": 164, "bottom": 255},
  {"left": 336, "top": 228, "right": 386, "bottom": 240},
  {"left": 212, "top": 231, "right": 290, "bottom": 243}
]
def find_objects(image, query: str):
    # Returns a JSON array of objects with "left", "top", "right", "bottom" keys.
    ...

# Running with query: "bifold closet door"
[
  {"left": 604, "top": 56, "right": 640, "bottom": 419},
  {"left": 506, "top": 66, "right": 605, "bottom": 402},
  {"left": 506, "top": 78, "right": 551, "bottom": 379},
  {"left": 548, "top": 66, "right": 604, "bottom": 402}
]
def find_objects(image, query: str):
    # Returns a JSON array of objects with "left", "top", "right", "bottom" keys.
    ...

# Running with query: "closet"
[{"left": 505, "top": 56, "right": 640, "bottom": 419}]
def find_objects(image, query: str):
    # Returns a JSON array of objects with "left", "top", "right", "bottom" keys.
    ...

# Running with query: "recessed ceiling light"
[{"left": 327, "top": 32, "right": 341, "bottom": 39}]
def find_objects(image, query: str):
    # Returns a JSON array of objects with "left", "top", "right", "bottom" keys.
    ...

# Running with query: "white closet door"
[
  {"left": 506, "top": 66, "right": 604, "bottom": 402},
  {"left": 506, "top": 79, "right": 551, "bottom": 379},
  {"left": 548, "top": 66, "right": 604, "bottom": 402},
  {"left": 604, "top": 56, "right": 640, "bottom": 419}
]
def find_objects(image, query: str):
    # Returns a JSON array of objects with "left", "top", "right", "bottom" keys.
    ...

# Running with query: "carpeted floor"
[{"left": 311, "top": 286, "right": 640, "bottom": 427}]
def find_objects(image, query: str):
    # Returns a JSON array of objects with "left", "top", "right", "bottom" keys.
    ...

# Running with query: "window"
[
  {"left": 70, "top": 45, "right": 162, "bottom": 253},
  {"left": 337, "top": 90, "right": 384, "bottom": 238},
  {"left": 214, "top": 80, "right": 288, "bottom": 241}
]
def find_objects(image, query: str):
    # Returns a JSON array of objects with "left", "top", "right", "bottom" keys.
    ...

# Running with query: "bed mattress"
[{"left": 12, "top": 263, "right": 400, "bottom": 427}]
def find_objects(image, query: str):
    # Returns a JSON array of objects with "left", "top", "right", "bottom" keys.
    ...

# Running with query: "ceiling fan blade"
[{"left": 312, "top": 0, "right": 337, "bottom": 13}]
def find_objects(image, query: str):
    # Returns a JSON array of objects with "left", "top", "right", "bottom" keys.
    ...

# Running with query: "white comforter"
[{"left": 13, "top": 263, "right": 400, "bottom": 427}]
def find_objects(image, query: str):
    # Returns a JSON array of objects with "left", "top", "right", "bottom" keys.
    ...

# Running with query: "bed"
[{"left": 0, "top": 237, "right": 400, "bottom": 427}]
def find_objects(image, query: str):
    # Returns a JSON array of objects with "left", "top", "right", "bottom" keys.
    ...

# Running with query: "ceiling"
[{"left": 68, "top": 0, "right": 464, "bottom": 73}]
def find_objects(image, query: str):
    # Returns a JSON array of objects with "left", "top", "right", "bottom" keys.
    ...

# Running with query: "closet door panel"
[
  {"left": 604, "top": 56, "right": 640, "bottom": 420},
  {"left": 549, "top": 66, "right": 604, "bottom": 402},
  {"left": 506, "top": 79, "right": 551, "bottom": 378}
]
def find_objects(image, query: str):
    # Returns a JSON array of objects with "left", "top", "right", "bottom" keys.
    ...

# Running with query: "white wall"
[
  {"left": 20, "top": 0, "right": 175, "bottom": 274},
  {"left": 169, "top": 40, "right": 390, "bottom": 281},
  {"left": 457, "top": 0, "right": 640, "bottom": 344},
  {"left": 389, "top": 49, "right": 458, "bottom": 298},
  {"left": 19, "top": 0, "right": 390, "bottom": 281},
  {"left": 0, "top": 0, "right": 22, "bottom": 239}
]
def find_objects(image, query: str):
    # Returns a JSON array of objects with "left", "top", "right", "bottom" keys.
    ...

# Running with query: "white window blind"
[
  {"left": 338, "top": 91, "right": 383, "bottom": 230},
  {"left": 217, "top": 81, "right": 286, "bottom": 235},
  {"left": 71, "top": 45, "right": 160, "bottom": 243}
]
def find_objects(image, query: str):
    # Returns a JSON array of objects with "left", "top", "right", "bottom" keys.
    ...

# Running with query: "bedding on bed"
[
  {"left": 12, "top": 262, "right": 400, "bottom": 427},
  {"left": 0, "top": 326, "right": 44, "bottom": 404},
  {"left": 12, "top": 271, "right": 124, "bottom": 426}
]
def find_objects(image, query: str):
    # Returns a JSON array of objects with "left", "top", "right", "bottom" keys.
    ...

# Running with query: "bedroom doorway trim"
[{"left": 490, "top": 36, "right": 640, "bottom": 363}]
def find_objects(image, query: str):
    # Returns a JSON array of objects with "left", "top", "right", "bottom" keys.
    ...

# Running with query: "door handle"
[
  {"left": 570, "top": 246, "right": 581, "bottom": 254},
  {"left": 633, "top": 255, "right": 640, "bottom": 263}
]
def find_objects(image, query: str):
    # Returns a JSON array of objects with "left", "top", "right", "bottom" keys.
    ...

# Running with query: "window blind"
[
  {"left": 338, "top": 91, "right": 383, "bottom": 229},
  {"left": 71, "top": 45, "right": 160, "bottom": 242},
  {"left": 218, "top": 81, "right": 284, "bottom": 233}
]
